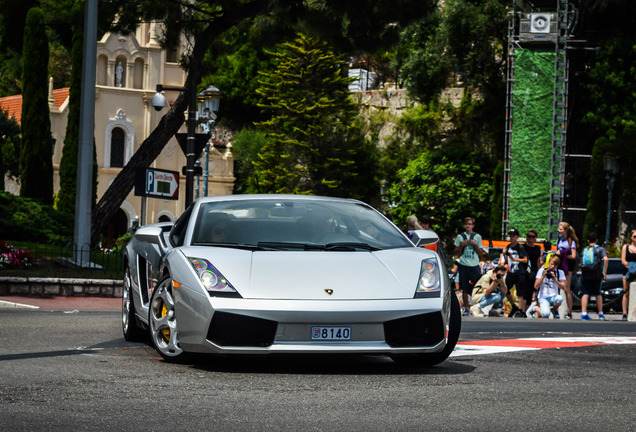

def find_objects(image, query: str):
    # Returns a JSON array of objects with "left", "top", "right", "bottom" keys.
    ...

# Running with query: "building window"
[
  {"left": 166, "top": 45, "right": 179, "bottom": 63},
  {"left": 110, "top": 127, "right": 125, "bottom": 167}
]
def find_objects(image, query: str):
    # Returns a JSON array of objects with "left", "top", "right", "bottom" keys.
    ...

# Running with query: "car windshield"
[{"left": 190, "top": 198, "right": 412, "bottom": 250}]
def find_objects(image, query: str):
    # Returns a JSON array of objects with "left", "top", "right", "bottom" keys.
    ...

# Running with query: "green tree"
[
  {"left": 583, "top": 36, "right": 636, "bottom": 241},
  {"left": 231, "top": 128, "right": 271, "bottom": 194},
  {"left": 55, "top": 0, "right": 94, "bottom": 215},
  {"left": 19, "top": 7, "right": 54, "bottom": 204},
  {"left": 254, "top": 33, "right": 376, "bottom": 199},
  {"left": 388, "top": 148, "right": 493, "bottom": 247},
  {"left": 399, "top": 0, "right": 507, "bottom": 104}
]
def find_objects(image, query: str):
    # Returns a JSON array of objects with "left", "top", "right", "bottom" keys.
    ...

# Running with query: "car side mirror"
[{"left": 411, "top": 229, "right": 439, "bottom": 248}]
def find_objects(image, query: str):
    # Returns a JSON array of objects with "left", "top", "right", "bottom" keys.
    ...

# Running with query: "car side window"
[{"left": 169, "top": 205, "right": 194, "bottom": 247}]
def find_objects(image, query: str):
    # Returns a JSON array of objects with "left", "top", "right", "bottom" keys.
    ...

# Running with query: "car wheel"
[
  {"left": 149, "top": 276, "right": 189, "bottom": 362},
  {"left": 391, "top": 292, "right": 462, "bottom": 367},
  {"left": 122, "top": 266, "right": 146, "bottom": 342}
]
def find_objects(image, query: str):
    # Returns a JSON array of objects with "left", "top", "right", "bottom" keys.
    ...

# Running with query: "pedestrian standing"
[
  {"left": 499, "top": 228, "right": 527, "bottom": 317},
  {"left": 524, "top": 230, "right": 542, "bottom": 312},
  {"left": 620, "top": 229, "right": 636, "bottom": 321},
  {"left": 556, "top": 222, "right": 579, "bottom": 319},
  {"left": 421, "top": 216, "right": 433, "bottom": 230},
  {"left": 405, "top": 215, "right": 423, "bottom": 241},
  {"left": 524, "top": 230, "right": 542, "bottom": 278},
  {"left": 454, "top": 217, "right": 484, "bottom": 316},
  {"left": 580, "top": 233, "right": 608, "bottom": 321}
]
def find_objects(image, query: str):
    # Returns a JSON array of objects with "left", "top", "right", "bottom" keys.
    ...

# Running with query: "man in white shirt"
[{"left": 534, "top": 255, "right": 566, "bottom": 319}]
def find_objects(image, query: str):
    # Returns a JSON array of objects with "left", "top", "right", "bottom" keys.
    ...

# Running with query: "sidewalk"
[{"left": 0, "top": 295, "right": 121, "bottom": 310}]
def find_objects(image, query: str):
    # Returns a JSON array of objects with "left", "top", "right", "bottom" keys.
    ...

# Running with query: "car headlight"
[
  {"left": 187, "top": 258, "right": 237, "bottom": 294},
  {"left": 415, "top": 258, "right": 441, "bottom": 298}
]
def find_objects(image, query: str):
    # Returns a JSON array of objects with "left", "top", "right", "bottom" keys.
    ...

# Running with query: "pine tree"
[
  {"left": 55, "top": 0, "right": 98, "bottom": 215},
  {"left": 255, "top": 33, "right": 375, "bottom": 199},
  {"left": 19, "top": 7, "right": 54, "bottom": 204}
]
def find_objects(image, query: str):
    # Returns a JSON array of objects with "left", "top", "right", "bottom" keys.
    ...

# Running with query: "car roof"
[{"left": 194, "top": 194, "right": 365, "bottom": 206}]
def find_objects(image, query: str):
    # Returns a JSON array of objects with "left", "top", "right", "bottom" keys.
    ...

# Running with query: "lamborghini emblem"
[{"left": 325, "top": 289, "right": 334, "bottom": 295}]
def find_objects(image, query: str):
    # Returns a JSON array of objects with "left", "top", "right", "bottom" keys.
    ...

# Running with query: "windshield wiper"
[
  {"left": 325, "top": 242, "right": 380, "bottom": 251},
  {"left": 257, "top": 241, "right": 326, "bottom": 251},
  {"left": 193, "top": 242, "right": 276, "bottom": 251}
]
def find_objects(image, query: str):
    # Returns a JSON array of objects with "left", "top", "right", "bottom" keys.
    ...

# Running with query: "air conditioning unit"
[{"left": 519, "top": 12, "right": 557, "bottom": 43}]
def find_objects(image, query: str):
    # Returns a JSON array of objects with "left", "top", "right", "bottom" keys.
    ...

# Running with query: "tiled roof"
[{"left": 0, "top": 88, "right": 70, "bottom": 125}]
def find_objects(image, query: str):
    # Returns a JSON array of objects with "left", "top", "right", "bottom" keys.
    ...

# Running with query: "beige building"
[{"left": 2, "top": 23, "right": 234, "bottom": 243}]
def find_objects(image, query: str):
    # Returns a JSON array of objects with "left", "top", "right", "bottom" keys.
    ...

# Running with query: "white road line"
[{"left": 0, "top": 300, "right": 40, "bottom": 309}]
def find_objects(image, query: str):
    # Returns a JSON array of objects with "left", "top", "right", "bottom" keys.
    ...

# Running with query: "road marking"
[
  {"left": 451, "top": 336, "right": 636, "bottom": 357},
  {"left": 0, "top": 300, "right": 39, "bottom": 309}
]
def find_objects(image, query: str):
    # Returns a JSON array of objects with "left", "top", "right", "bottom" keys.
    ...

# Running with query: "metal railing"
[{"left": 1, "top": 241, "right": 124, "bottom": 280}]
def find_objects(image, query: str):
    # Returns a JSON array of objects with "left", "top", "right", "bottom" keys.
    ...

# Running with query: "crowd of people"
[{"left": 405, "top": 215, "right": 635, "bottom": 320}]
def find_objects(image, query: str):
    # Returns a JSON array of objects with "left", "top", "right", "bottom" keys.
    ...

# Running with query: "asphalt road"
[{"left": 1, "top": 299, "right": 635, "bottom": 431}]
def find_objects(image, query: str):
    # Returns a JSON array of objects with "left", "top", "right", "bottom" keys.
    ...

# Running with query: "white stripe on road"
[
  {"left": 451, "top": 336, "right": 636, "bottom": 357},
  {"left": 0, "top": 300, "right": 40, "bottom": 309}
]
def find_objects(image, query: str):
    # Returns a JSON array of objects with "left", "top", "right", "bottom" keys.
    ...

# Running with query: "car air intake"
[
  {"left": 207, "top": 312, "right": 278, "bottom": 347},
  {"left": 384, "top": 312, "right": 445, "bottom": 347}
]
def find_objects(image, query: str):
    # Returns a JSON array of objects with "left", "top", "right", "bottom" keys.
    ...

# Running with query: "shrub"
[{"left": 0, "top": 191, "right": 73, "bottom": 243}]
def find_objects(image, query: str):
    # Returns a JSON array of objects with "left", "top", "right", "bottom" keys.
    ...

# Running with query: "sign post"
[{"left": 135, "top": 168, "right": 179, "bottom": 225}]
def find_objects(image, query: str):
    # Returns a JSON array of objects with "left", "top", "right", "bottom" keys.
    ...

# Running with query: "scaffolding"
[{"left": 502, "top": 0, "right": 577, "bottom": 240}]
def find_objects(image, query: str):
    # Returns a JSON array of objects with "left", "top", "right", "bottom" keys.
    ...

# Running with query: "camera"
[
  {"left": 496, "top": 273, "right": 503, "bottom": 280},
  {"left": 546, "top": 270, "right": 554, "bottom": 279}
]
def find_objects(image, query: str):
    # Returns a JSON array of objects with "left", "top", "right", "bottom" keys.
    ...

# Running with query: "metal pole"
[
  {"left": 202, "top": 142, "right": 210, "bottom": 197},
  {"left": 140, "top": 196, "right": 146, "bottom": 226},
  {"left": 605, "top": 174, "right": 615, "bottom": 245},
  {"left": 73, "top": 0, "right": 97, "bottom": 263},
  {"left": 194, "top": 160, "right": 201, "bottom": 200},
  {"left": 184, "top": 85, "right": 198, "bottom": 207}
]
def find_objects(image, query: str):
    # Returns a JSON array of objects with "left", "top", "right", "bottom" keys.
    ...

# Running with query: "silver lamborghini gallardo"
[{"left": 122, "top": 195, "right": 460, "bottom": 366}]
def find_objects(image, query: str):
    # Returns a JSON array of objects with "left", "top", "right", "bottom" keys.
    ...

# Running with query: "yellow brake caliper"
[{"left": 161, "top": 302, "right": 170, "bottom": 341}]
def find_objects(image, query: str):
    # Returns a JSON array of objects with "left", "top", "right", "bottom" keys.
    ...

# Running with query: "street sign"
[{"left": 134, "top": 168, "right": 179, "bottom": 200}]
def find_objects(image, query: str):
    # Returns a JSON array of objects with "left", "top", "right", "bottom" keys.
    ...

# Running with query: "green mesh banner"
[{"left": 509, "top": 49, "right": 554, "bottom": 239}]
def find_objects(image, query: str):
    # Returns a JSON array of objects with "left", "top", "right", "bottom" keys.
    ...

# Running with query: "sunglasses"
[{"left": 527, "top": 235, "right": 536, "bottom": 238}]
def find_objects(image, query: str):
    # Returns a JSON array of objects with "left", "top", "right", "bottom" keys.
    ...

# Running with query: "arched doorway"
[{"left": 102, "top": 208, "right": 129, "bottom": 248}]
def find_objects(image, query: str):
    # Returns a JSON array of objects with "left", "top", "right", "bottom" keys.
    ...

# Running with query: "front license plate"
[{"left": 311, "top": 326, "right": 351, "bottom": 341}]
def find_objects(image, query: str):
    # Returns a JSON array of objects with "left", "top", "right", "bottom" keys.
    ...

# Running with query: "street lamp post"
[
  {"left": 151, "top": 83, "right": 197, "bottom": 207},
  {"left": 603, "top": 152, "right": 620, "bottom": 245},
  {"left": 151, "top": 84, "right": 220, "bottom": 206},
  {"left": 197, "top": 86, "right": 221, "bottom": 197}
]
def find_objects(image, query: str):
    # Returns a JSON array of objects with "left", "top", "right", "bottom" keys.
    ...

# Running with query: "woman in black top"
[{"left": 620, "top": 229, "right": 636, "bottom": 320}]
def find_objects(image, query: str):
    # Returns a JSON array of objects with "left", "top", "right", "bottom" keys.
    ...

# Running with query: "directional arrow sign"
[{"left": 135, "top": 168, "right": 179, "bottom": 200}]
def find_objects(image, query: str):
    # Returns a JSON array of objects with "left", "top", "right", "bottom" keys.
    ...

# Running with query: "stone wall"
[{"left": 0, "top": 277, "right": 123, "bottom": 298}]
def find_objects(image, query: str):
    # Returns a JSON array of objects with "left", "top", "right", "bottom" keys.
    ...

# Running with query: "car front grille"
[
  {"left": 384, "top": 312, "right": 445, "bottom": 347},
  {"left": 207, "top": 312, "right": 278, "bottom": 347}
]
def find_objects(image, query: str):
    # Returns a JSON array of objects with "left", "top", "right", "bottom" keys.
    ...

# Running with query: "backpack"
[
  {"left": 580, "top": 245, "right": 600, "bottom": 278},
  {"left": 460, "top": 232, "right": 476, "bottom": 242},
  {"left": 460, "top": 232, "right": 487, "bottom": 259}
]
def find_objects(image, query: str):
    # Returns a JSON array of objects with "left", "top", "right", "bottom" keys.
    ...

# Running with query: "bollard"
[{"left": 629, "top": 281, "right": 636, "bottom": 322}]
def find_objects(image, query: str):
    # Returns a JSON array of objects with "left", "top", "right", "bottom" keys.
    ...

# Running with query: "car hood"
[{"left": 180, "top": 247, "right": 437, "bottom": 300}]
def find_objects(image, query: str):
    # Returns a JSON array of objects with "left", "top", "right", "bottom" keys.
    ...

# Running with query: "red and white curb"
[{"left": 451, "top": 337, "right": 636, "bottom": 357}]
